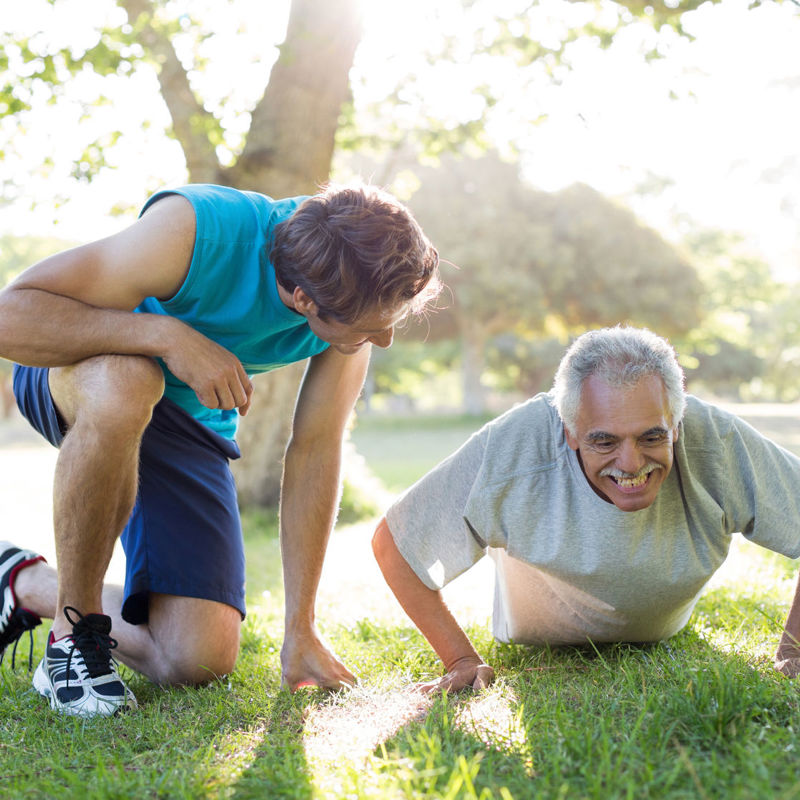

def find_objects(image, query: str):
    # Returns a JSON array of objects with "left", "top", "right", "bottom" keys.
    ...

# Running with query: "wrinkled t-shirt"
[{"left": 386, "top": 394, "right": 800, "bottom": 644}]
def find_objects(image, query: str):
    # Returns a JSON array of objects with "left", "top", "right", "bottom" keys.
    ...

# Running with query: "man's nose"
[
  {"left": 370, "top": 328, "right": 394, "bottom": 349},
  {"left": 617, "top": 439, "right": 645, "bottom": 474}
]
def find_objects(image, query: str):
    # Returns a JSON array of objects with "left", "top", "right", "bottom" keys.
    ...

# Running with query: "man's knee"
[
  {"left": 148, "top": 596, "right": 242, "bottom": 687},
  {"left": 50, "top": 355, "right": 164, "bottom": 432},
  {"left": 160, "top": 645, "right": 240, "bottom": 687}
]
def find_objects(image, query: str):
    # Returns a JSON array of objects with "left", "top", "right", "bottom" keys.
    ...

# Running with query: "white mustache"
[{"left": 600, "top": 463, "right": 662, "bottom": 480}]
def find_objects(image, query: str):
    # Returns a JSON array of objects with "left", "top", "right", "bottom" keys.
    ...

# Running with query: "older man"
[{"left": 373, "top": 326, "right": 800, "bottom": 692}]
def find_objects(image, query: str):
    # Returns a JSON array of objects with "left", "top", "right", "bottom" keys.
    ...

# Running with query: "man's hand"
[
  {"left": 774, "top": 656, "right": 800, "bottom": 678},
  {"left": 774, "top": 634, "right": 800, "bottom": 678},
  {"left": 280, "top": 629, "right": 356, "bottom": 692},
  {"left": 775, "top": 609, "right": 800, "bottom": 679},
  {"left": 162, "top": 321, "right": 254, "bottom": 415},
  {"left": 417, "top": 655, "right": 495, "bottom": 695}
]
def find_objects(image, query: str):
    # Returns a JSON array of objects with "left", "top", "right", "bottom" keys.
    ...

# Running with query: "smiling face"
[{"left": 564, "top": 373, "right": 679, "bottom": 512}]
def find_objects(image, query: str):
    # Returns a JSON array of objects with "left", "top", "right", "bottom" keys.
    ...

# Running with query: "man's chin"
[
  {"left": 331, "top": 343, "right": 366, "bottom": 355},
  {"left": 611, "top": 493, "right": 658, "bottom": 512}
]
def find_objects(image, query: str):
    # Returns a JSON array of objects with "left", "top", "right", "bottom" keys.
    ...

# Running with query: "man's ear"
[
  {"left": 564, "top": 424, "right": 579, "bottom": 451},
  {"left": 672, "top": 425, "right": 680, "bottom": 443},
  {"left": 292, "top": 287, "right": 318, "bottom": 317}
]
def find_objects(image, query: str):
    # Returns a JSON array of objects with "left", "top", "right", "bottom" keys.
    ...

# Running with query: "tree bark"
[
  {"left": 233, "top": 361, "right": 308, "bottom": 507},
  {"left": 121, "top": 0, "right": 363, "bottom": 506},
  {"left": 229, "top": 0, "right": 362, "bottom": 195},
  {"left": 224, "top": 0, "right": 363, "bottom": 505}
]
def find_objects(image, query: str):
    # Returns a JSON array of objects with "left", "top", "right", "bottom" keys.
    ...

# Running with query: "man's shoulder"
[
  {"left": 478, "top": 393, "right": 565, "bottom": 482},
  {"left": 682, "top": 394, "right": 731, "bottom": 430},
  {"left": 141, "top": 185, "right": 307, "bottom": 228},
  {"left": 681, "top": 395, "right": 758, "bottom": 449}
]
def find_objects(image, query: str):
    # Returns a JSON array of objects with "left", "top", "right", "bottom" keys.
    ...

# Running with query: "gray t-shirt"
[{"left": 386, "top": 394, "right": 800, "bottom": 645}]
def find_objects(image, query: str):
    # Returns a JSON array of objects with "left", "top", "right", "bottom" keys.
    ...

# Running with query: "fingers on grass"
[
  {"left": 472, "top": 665, "right": 495, "bottom": 690},
  {"left": 775, "top": 658, "right": 800, "bottom": 678}
]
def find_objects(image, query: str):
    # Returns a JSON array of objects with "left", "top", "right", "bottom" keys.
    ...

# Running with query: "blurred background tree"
[
  {"left": 375, "top": 153, "right": 701, "bottom": 414},
  {"left": 1, "top": 0, "right": 798, "bottom": 502}
]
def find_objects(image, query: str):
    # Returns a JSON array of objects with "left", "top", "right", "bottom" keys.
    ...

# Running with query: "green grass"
[
  {"left": 3, "top": 514, "right": 800, "bottom": 799},
  {"left": 351, "top": 413, "right": 492, "bottom": 492},
  {"left": 4, "top": 412, "right": 800, "bottom": 798}
]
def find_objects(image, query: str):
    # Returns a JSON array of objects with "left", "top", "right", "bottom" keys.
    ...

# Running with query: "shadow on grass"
[
  {"left": 0, "top": 511, "right": 313, "bottom": 799},
  {"left": 0, "top": 620, "right": 319, "bottom": 799}
]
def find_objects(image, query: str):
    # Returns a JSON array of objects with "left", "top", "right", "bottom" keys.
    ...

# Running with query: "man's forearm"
[
  {"left": 777, "top": 571, "right": 800, "bottom": 658},
  {"left": 279, "top": 438, "right": 341, "bottom": 631},
  {"left": 372, "top": 518, "right": 482, "bottom": 670},
  {"left": 0, "top": 287, "right": 172, "bottom": 366}
]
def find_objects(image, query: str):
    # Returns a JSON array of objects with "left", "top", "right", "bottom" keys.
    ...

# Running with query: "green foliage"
[
  {"left": 0, "top": 233, "right": 77, "bottom": 287},
  {"left": 340, "top": 0, "right": 731, "bottom": 162},
  {"left": 71, "top": 130, "right": 123, "bottom": 182},
  {"left": 542, "top": 182, "right": 701, "bottom": 335},
  {"left": 393, "top": 153, "right": 701, "bottom": 406},
  {"left": 0, "top": 22, "right": 142, "bottom": 117},
  {"left": 368, "top": 340, "right": 460, "bottom": 400},
  {"left": 675, "top": 227, "right": 800, "bottom": 401},
  {"left": 409, "top": 154, "right": 701, "bottom": 338},
  {"left": 486, "top": 335, "right": 565, "bottom": 396}
]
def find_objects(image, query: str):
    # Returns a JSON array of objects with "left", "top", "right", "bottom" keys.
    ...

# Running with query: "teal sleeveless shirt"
[{"left": 135, "top": 184, "right": 329, "bottom": 439}]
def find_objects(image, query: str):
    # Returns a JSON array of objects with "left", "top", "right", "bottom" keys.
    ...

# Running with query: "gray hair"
[{"left": 551, "top": 326, "right": 687, "bottom": 436}]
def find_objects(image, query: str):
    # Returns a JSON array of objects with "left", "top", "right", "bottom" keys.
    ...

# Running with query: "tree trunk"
[
  {"left": 224, "top": 0, "right": 362, "bottom": 505},
  {"left": 124, "top": 0, "right": 363, "bottom": 507},
  {"left": 460, "top": 317, "right": 487, "bottom": 416},
  {"left": 228, "top": 0, "right": 362, "bottom": 196},
  {"left": 232, "top": 361, "right": 308, "bottom": 506}
]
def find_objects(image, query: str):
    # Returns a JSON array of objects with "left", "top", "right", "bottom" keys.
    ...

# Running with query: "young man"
[
  {"left": 373, "top": 326, "right": 800, "bottom": 692},
  {"left": 0, "top": 181, "right": 440, "bottom": 716}
]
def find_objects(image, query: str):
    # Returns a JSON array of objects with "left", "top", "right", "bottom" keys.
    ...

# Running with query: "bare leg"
[
  {"left": 14, "top": 559, "right": 241, "bottom": 685},
  {"left": 47, "top": 354, "right": 163, "bottom": 639},
  {"left": 20, "top": 353, "right": 241, "bottom": 685}
]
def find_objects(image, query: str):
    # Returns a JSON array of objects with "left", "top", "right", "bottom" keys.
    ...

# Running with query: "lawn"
[
  {"left": 350, "top": 413, "right": 494, "bottom": 493},
  {"left": 2, "top": 409, "right": 800, "bottom": 799}
]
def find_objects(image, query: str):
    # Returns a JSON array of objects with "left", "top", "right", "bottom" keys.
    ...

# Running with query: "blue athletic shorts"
[{"left": 12, "top": 364, "right": 246, "bottom": 625}]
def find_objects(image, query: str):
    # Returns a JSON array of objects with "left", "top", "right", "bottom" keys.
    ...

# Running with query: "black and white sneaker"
[
  {"left": 32, "top": 606, "right": 137, "bottom": 717},
  {"left": 0, "top": 541, "right": 45, "bottom": 670}
]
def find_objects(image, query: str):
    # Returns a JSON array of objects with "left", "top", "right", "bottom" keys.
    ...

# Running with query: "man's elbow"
[
  {"left": 372, "top": 517, "right": 396, "bottom": 573},
  {"left": 0, "top": 287, "right": 21, "bottom": 355}
]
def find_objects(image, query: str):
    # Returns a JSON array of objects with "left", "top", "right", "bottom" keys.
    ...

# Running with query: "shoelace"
[
  {"left": 62, "top": 606, "right": 119, "bottom": 685},
  {"left": 0, "top": 609, "right": 40, "bottom": 671}
]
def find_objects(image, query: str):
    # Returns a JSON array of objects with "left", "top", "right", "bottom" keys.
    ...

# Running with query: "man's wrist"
[
  {"left": 138, "top": 313, "right": 185, "bottom": 359},
  {"left": 284, "top": 610, "right": 316, "bottom": 637},
  {"left": 443, "top": 652, "right": 483, "bottom": 673}
]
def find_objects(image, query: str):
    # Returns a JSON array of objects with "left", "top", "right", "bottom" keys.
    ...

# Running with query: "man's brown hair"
[{"left": 270, "top": 183, "right": 440, "bottom": 324}]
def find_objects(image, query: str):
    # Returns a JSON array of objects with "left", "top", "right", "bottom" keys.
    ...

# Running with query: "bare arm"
[
  {"left": 775, "top": 571, "right": 800, "bottom": 677},
  {"left": 279, "top": 344, "right": 371, "bottom": 691},
  {"left": 0, "top": 195, "right": 252, "bottom": 413},
  {"left": 372, "top": 517, "right": 494, "bottom": 693}
]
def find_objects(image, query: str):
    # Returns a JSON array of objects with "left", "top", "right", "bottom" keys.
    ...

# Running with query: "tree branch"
[{"left": 117, "top": 0, "right": 221, "bottom": 183}]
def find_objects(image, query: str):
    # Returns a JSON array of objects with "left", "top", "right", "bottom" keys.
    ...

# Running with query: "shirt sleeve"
[
  {"left": 385, "top": 427, "right": 489, "bottom": 590},
  {"left": 683, "top": 400, "right": 800, "bottom": 558},
  {"left": 724, "top": 416, "right": 800, "bottom": 558}
]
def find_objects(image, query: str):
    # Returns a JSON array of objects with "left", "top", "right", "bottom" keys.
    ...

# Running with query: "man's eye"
[
  {"left": 643, "top": 434, "right": 668, "bottom": 445},
  {"left": 592, "top": 440, "right": 615, "bottom": 451}
]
